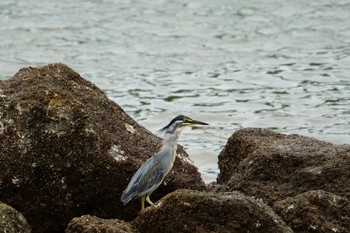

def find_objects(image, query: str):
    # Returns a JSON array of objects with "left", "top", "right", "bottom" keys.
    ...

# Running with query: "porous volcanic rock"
[
  {"left": 65, "top": 215, "right": 135, "bottom": 233},
  {"left": 133, "top": 189, "right": 293, "bottom": 233},
  {"left": 273, "top": 190, "right": 350, "bottom": 233},
  {"left": 0, "top": 202, "right": 31, "bottom": 233},
  {"left": 0, "top": 63, "right": 205, "bottom": 232},
  {"left": 217, "top": 128, "right": 350, "bottom": 204}
]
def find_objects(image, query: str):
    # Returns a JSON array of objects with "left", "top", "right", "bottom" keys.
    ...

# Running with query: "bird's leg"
[
  {"left": 146, "top": 195, "right": 154, "bottom": 206},
  {"left": 141, "top": 196, "right": 145, "bottom": 211}
]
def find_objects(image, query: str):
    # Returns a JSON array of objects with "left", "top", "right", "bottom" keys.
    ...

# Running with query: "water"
[{"left": 1, "top": 0, "right": 350, "bottom": 183}]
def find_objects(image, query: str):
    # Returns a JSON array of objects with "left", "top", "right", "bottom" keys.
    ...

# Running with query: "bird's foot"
[{"left": 146, "top": 195, "right": 154, "bottom": 205}]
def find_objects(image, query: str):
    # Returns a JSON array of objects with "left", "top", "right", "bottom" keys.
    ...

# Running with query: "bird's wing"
[
  {"left": 131, "top": 156, "right": 165, "bottom": 195},
  {"left": 121, "top": 155, "right": 165, "bottom": 204}
]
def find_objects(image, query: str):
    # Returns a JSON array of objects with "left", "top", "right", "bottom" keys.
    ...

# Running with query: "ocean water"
[{"left": 1, "top": 0, "right": 349, "bottom": 182}]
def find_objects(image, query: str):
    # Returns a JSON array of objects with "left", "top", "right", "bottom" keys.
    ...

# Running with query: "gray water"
[{"left": 1, "top": 0, "right": 350, "bottom": 183}]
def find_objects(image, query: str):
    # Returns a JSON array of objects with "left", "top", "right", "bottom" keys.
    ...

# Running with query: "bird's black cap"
[{"left": 157, "top": 115, "right": 208, "bottom": 134}]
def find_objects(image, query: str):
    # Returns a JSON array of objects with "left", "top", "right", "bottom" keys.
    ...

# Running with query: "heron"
[{"left": 120, "top": 115, "right": 208, "bottom": 210}]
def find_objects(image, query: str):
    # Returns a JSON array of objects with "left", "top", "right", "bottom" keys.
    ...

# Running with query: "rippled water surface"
[{"left": 1, "top": 0, "right": 350, "bottom": 182}]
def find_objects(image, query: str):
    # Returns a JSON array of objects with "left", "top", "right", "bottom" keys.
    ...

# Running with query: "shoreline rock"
[
  {"left": 66, "top": 215, "right": 134, "bottom": 233},
  {"left": 134, "top": 189, "right": 293, "bottom": 233},
  {"left": 66, "top": 189, "right": 294, "bottom": 233},
  {"left": 0, "top": 63, "right": 204, "bottom": 232},
  {"left": 217, "top": 128, "right": 350, "bottom": 204},
  {"left": 1, "top": 63, "right": 349, "bottom": 233},
  {"left": 274, "top": 190, "right": 350, "bottom": 233},
  {"left": 0, "top": 202, "right": 31, "bottom": 233}
]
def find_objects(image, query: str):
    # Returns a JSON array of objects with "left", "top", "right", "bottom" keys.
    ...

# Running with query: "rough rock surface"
[
  {"left": 217, "top": 128, "right": 350, "bottom": 203},
  {"left": 65, "top": 215, "right": 135, "bottom": 233},
  {"left": 133, "top": 189, "right": 293, "bottom": 233},
  {"left": 0, "top": 63, "right": 205, "bottom": 233},
  {"left": 0, "top": 202, "right": 31, "bottom": 233},
  {"left": 273, "top": 190, "right": 350, "bottom": 233}
]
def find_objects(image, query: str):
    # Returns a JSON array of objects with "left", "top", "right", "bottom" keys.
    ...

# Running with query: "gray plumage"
[{"left": 120, "top": 115, "right": 208, "bottom": 210}]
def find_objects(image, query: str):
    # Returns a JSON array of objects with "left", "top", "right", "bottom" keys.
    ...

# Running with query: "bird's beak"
[{"left": 189, "top": 119, "right": 209, "bottom": 126}]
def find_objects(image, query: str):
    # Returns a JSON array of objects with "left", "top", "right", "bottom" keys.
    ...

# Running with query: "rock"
[
  {"left": 65, "top": 215, "right": 135, "bottom": 233},
  {"left": 133, "top": 189, "right": 293, "bottom": 233},
  {"left": 0, "top": 63, "right": 205, "bottom": 233},
  {"left": 217, "top": 128, "right": 350, "bottom": 204},
  {"left": 0, "top": 202, "right": 31, "bottom": 233},
  {"left": 273, "top": 190, "right": 350, "bottom": 233}
]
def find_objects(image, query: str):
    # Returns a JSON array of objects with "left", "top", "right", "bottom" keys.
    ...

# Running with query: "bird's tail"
[{"left": 120, "top": 189, "right": 135, "bottom": 205}]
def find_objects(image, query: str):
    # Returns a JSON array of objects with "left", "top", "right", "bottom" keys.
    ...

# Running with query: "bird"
[{"left": 120, "top": 115, "right": 208, "bottom": 211}]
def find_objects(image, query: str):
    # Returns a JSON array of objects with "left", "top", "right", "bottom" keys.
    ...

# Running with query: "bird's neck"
[{"left": 159, "top": 132, "right": 180, "bottom": 161}]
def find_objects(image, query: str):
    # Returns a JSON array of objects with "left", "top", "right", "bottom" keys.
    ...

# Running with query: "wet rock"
[
  {"left": 133, "top": 189, "right": 293, "bottom": 233},
  {"left": 217, "top": 128, "right": 350, "bottom": 204},
  {"left": 0, "top": 63, "right": 205, "bottom": 233},
  {"left": 0, "top": 202, "right": 31, "bottom": 233},
  {"left": 273, "top": 190, "right": 350, "bottom": 233},
  {"left": 65, "top": 215, "right": 135, "bottom": 233}
]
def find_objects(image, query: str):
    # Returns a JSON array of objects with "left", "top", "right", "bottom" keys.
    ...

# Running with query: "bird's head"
[{"left": 158, "top": 115, "right": 208, "bottom": 135}]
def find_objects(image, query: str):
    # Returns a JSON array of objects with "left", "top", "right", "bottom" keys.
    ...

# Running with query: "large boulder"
[
  {"left": 133, "top": 189, "right": 293, "bottom": 233},
  {"left": 0, "top": 202, "right": 31, "bottom": 233},
  {"left": 273, "top": 190, "right": 350, "bottom": 233},
  {"left": 217, "top": 128, "right": 350, "bottom": 203},
  {"left": 0, "top": 63, "right": 205, "bottom": 232}
]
